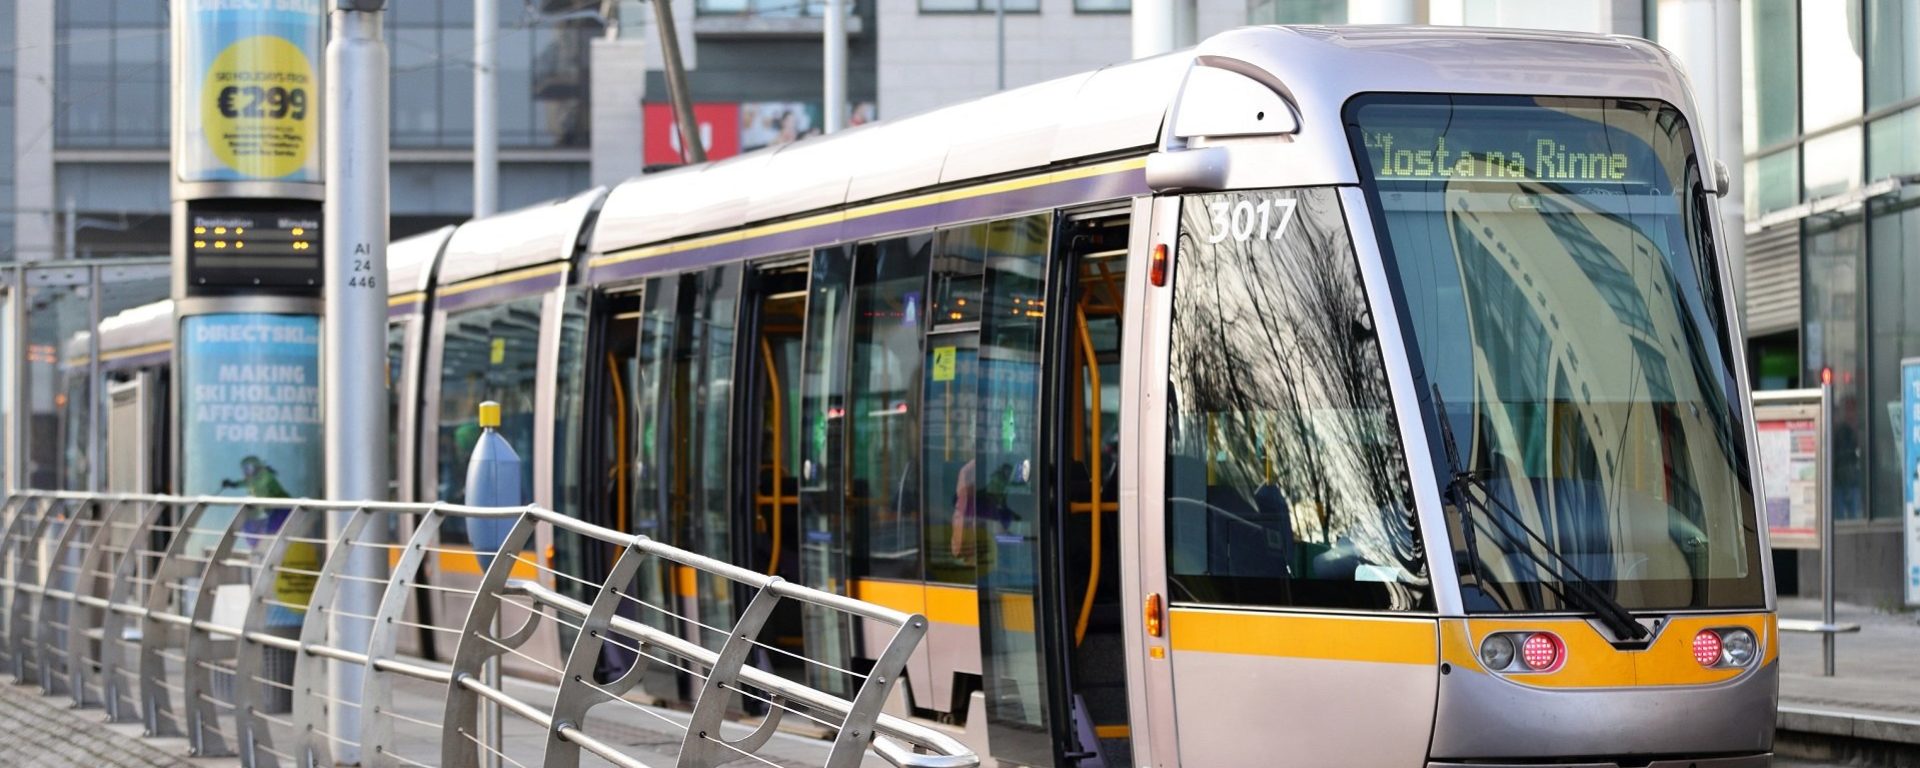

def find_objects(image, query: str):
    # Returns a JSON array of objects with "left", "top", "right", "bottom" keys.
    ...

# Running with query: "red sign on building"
[{"left": 643, "top": 103, "right": 741, "bottom": 166}]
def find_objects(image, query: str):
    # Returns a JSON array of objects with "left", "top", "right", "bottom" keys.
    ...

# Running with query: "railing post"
[
  {"left": 677, "top": 576, "right": 786, "bottom": 768},
  {"left": 181, "top": 500, "right": 257, "bottom": 758},
  {"left": 825, "top": 611, "right": 928, "bottom": 768},
  {"left": 2, "top": 495, "right": 51, "bottom": 681},
  {"left": 541, "top": 538, "right": 649, "bottom": 768},
  {"left": 36, "top": 496, "right": 98, "bottom": 700},
  {"left": 139, "top": 499, "right": 212, "bottom": 738},
  {"left": 234, "top": 503, "right": 323, "bottom": 768},
  {"left": 23, "top": 496, "right": 71, "bottom": 692},
  {"left": 291, "top": 504, "right": 379, "bottom": 767},
  {"left": 441, "top": 510, "right": 539, "bottom": 767},
  {"left": 66, "top": 497, "right": 131, "bottom": 705},
  {"left": 100, "top": 498, "right": 168, "bottom": 723},
  {"left": 360, "top": 505, "right": 442, "bottom": 768}
]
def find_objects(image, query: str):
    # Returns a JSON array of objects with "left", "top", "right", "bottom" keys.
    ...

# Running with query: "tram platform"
[
  {"left": 1776, "top": 597, "right": 1920, "bottom": 765},
  {"left": 0, "top": 658, "right": 899, "bottom": 768}
]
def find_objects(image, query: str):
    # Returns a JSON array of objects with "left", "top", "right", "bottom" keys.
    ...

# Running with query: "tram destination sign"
[
  {"left": 1362, "top": 131, "right": 1633, "bottom": 184},
  {"left": 184, "top": 199, "right": 322, "bottom": 295}
]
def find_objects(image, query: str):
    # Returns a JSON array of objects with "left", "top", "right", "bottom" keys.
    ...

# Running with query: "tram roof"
[
  {"left": 588, "top": 24, "right": 1698, "bottom": 260},
  {"left": 389, "top": 225, "right": 454, "bottom": 297},
  {"left": 437, "top": 186, "right": 606, "bottom": 288}
]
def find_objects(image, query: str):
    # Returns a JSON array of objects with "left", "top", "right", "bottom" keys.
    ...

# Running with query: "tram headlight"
[
  {"left": 1478, "top": 633, "right": 1516, "bottom": 670},
  {"left": 1719, "top": 628, "right": 1758, "bottom": 668}
]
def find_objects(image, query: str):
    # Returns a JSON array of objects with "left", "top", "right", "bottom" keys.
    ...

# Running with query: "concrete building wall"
[{"left": 876, "top": 0, "right": 1131, "bottom": 120}]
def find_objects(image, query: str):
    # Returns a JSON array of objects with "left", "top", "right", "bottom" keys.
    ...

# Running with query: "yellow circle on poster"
[{"left": 200, "top": 35, "right": 315, "bottom": 179}]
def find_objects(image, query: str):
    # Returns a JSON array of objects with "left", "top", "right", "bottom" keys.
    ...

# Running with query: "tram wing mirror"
[
  {"left": 1146, "top": 146, "right": 1232, "bottom": 193},
  {"left": 1713, "top": 160, "right": 1731, "bottom": 198}
]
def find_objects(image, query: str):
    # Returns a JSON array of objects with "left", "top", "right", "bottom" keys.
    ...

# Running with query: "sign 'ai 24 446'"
[{"left": 1364, "top": 131, "right": 1632, "bottom": 184}]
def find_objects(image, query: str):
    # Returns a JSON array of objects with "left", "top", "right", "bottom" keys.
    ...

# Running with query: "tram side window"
[
  {"left": 849, "top": 233, "right": 933, "bottom": 582},
  {"left": 387, "top": 321, "right": 406, "bottom": 501},
  {"left": 436, "top": 296, "right": 545, "bottom": 543},
  {"left": 1165, "top": 188, "right": 1431, "bottom": 612}
]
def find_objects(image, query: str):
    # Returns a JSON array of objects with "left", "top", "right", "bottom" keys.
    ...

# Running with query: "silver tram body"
[{"left": 84, "top": 25, "right": 1775, "bottom": 767}]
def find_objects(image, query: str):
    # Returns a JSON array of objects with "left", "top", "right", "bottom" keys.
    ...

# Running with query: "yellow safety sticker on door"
[{"left": 932, "top": 346, "right": 956, "bottom": 382}]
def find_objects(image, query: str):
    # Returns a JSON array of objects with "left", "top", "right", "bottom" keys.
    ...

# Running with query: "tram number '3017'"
[{"left": 1206, "top": 198, "right": 1298, "bottom": 244}]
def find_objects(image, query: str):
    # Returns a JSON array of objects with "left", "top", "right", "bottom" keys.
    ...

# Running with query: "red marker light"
[
  {"left": 1520, "top": 632, "right": 1563, "bottom": 672},
  {"left": 1150, "top": 244, "right": 1169, "bottom": 287},
  {"left": 1693, "top": 629, "right": 1724, "bottom": 667}
]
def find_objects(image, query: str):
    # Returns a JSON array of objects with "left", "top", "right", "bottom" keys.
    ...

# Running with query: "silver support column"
[
  {"left": 1820, "top": 375, "right": 1837, "bottom": 676},
  {"left": 994, "top": 0, "right": 1004, "bottom": 91},
  {"left": 474, "top": 0, "right": 498, "bottom": 217},
  {"left": 824, "top": 0, "right": 848, "bottom": 132},
  {"left": 324, "top": 2, "right": 392, "bottom": 762},
  {"left": 86, "top": 266, "right": 101, "bottom": 493},
  {"left": 652, "top": 0, "right": 705, "bottom": 163}
]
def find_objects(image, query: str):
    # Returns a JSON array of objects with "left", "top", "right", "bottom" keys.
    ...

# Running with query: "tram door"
[
  {"left": 970, "top": 210, "right": 1134, "bottom": 768},
  {"left": 738, "top": 260, "right": 811, "bottom": 686}
]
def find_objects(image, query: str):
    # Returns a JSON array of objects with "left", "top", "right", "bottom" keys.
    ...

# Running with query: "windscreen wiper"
[{"left": 1429, "top": 385, "right": 1648, "bottom": 642}]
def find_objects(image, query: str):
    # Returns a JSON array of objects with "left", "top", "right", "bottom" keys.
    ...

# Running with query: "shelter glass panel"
[
  {"left": 849, "top": 234, "right": 932, "bottom": 582},
  {"left": 1166, "top": 189, "right": 1429, "bottom": 612},
  {"left": 23, "top": 279, "right": 91, "bottom": 490}
]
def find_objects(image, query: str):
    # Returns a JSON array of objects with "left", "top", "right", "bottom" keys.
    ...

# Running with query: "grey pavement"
[
  {"left": 1778, "top": 597, "right": 1920, "bottom": 719},
  {"left": 0, "top": 678, "right": 207, "bottom": 768}
]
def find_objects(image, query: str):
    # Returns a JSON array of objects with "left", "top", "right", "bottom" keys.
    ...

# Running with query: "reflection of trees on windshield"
[{"left": 1166, "top": 188, "right": 1427, "bottom": 612}]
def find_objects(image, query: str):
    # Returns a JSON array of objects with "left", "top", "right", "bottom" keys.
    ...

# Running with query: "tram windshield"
[{"left": 1348, "top": 95, "right": 1765, "bottom": 612}]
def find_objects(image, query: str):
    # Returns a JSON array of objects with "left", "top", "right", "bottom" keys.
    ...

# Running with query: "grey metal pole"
[
  {"left": 474, "top": 0, "right": 498, "bottom": 217},
  {"left": 995, "top": 0, "right": 1005, "bottom": 90},
  {"left": 63, "top": 197, "right": 76, "bottom": 262},
  {"left": 1820, "top": 373, "right": 1836, "bottom": 676},
  {"left": 86, "top": 265, "right": 101, "bottom": 494},
  {"left": 325, "top": 2, "right": 392, "bottom": 761},
  {"left": 824, "top": 0, "right": 847, "bottom": 133},
  {"left": 651, "top": 0, "right": 705, "bottom": 163}
]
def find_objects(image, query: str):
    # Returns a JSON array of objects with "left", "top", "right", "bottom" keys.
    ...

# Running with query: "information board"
[
  {"left": 178, "top": 0, "right": 325, "bottom": 183},
  {"left": 1902, "top": 359, "right": 1920, "bottom": 606},
  {"left": 184, "top": 199, "right": 322, "bottom": 294},
  {"left": 1754, "top": 389, "right": 1824, "bottom": 550}
]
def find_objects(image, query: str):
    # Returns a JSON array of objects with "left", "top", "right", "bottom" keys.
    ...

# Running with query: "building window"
[
  {"left": 696, "top": 0, "right": 850, "bottom": 17},
  {"left": 1075, "top": 0, "right": 1129, "bottom": 13},
  {"left": 1800, "top": 0, "right": 1863, "bottom": 134},
  {"left": 1867, "top": 0, "right": 1920, "bottom": 109},
  {"left": 919, "top": 0, "right": 1039, "bottom": 14},
  {"left": 1742, "top": 0, "right": 1799, "bottom": 153},
  {"left": 1746, "top": 149, "right": 1800, "bottom": 219},
  {"left": 55, "top": 3, "right": 168, "bottom": 148},
  {"left": 390, "top": 0, "right": 597, "bottom": 149},
  {"left": 1246, "top": 0, "right": 1345, "bottom": 25}
]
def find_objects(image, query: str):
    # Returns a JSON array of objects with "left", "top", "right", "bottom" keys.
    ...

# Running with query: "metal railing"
[{"left": 0, "top": 490, "right": 976, "bottom": 768}]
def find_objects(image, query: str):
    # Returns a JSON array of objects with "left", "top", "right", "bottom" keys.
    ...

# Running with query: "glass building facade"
[{"left": 1742, "top": 0, "right": 1915, "bottom": 603}]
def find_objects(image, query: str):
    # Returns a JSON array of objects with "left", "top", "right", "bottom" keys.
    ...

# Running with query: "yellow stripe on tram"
[{"left": 1168, "top": 609, "right": 1439, "bottom": 666}]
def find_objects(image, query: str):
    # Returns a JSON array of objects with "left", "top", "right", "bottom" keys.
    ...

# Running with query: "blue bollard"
[{"left": 464, "top": 400, "right": 521, "bottom": 571}]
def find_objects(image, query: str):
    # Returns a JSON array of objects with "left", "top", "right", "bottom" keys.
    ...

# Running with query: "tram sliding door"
[
  {"left": 738, "top": 259, "right": 811, "bottom": 688},
  {"left": 971, "top": 209, "right": 1135, "bottom": 768}
]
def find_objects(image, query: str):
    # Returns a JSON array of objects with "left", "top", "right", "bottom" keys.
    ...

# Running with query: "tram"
[{"left": 86, "top": 25, "right": 1776, "bottom": 768}]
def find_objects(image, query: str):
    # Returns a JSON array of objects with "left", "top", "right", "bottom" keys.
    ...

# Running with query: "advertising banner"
[
  {"left": 178, "top": 0, "right": 325, "bottom": 183},
  {"left": 181, "top": 313, "right": 323, "bottom": 625},
  {"left": 1903, "top": 359, "right": 1920, "bottom": 605}
]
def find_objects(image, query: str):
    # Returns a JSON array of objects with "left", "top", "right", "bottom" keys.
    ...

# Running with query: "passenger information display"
[
  {"left": 184, "top": 200, "right": 323, "bottom": 294},
  {"left": 1360, "top": 131, "right": 1634, "bottom": 183}
]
